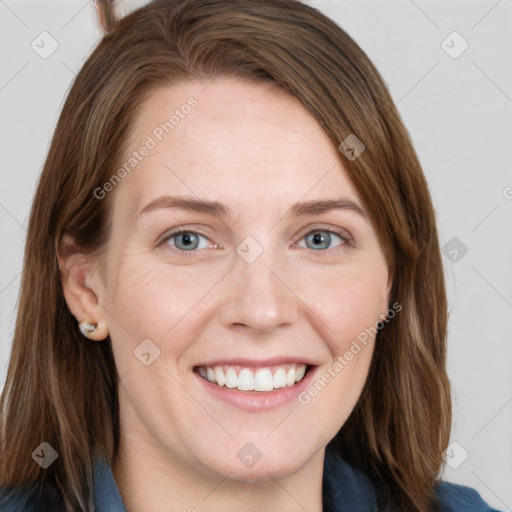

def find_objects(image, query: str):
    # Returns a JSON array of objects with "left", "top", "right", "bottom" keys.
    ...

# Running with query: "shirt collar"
[
  {"left": 93, "top": 447, "right": 379, "bottom": 512},
  {"left": 322, "top": 447, "right": 380, "bottom": 512},
  {"left": 93, "top": 457, "right": 128, "bottom": 512}
]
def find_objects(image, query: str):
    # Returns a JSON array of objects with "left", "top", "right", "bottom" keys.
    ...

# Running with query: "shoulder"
[
  {"left": 0, "top": 483, "right": 59, "bottom": 512},
  {"left": 435, "top": 480, "right": 504, "bottom": 512},
  {"left": 323, "top": 448, "right": 503, "bottom": 512}
]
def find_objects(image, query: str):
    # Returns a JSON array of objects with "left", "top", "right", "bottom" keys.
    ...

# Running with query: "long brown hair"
[{"left": 0, "top": 1, "right": 451, "bottom": 510}]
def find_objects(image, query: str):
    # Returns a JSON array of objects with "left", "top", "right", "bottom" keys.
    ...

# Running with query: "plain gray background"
[{"left": 1, "top": 1, "right": 511, "bottom": 510}]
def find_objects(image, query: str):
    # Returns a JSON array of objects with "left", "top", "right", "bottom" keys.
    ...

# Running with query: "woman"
[{"left": 0, "top": 1, "right": 502, "bottom": 511}]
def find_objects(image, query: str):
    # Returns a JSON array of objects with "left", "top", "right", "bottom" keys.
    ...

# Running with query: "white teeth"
[
  {"left": 295, "top": 364, "right": 306, "bottom": 382},
  {"left": 197, "top": 363, "right": 308, "bottom": 391},
  {"left": 214, "top": 366, "right": 226, "bottom": 387},
  {"left": 254, "top": 368, "right": 274, "bottom": 391},
  {"left": 206, "top": 367, "right": 215, "bottom": 383},
  {"left": 272, "top": 368, "right": 287, "bottom": 389},
  {"left": 237, "top": 368, "right": 255, "bottom": 391},
  {"left": 286, "top": 367, "right": 296, "bottom": 387},
  {"left": 225, "top": 368, "right": 238, "bottom": 388}
]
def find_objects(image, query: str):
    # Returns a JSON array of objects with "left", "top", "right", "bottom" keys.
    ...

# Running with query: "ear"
[{"left": 57, "top": 234, "right": 109, "bottom": 341}]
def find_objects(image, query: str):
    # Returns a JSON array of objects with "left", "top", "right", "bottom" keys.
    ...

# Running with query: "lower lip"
[{"left": 194, "top": 366, "right": 317, "bottom": 412}]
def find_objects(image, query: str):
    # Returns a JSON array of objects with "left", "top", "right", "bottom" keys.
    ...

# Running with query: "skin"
[{"left": 59, "top": 77, "right": 392, "bottom": 512}]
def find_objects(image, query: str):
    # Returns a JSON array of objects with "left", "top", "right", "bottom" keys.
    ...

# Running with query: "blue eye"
[
  {"left": 162, "top": 230, "right": 211, "bottom": 251},
  {"left": 300, "top": 230, "right": 349, "bottom": 251}
]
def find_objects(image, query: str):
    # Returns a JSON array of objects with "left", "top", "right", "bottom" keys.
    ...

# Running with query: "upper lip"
[{"left": 194, "top": 357, "right": 318, "bottom": 368}]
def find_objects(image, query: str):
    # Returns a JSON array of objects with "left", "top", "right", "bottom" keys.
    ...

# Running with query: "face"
[{"left": 90, "top": 77, "right": 391, "bottom": 481}]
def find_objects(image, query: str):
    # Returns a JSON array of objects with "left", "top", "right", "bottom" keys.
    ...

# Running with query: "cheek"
[
  {"left": 298, "top": 268, "right": 385, "bottom": 426},
  {"left": 306, "top": 263, "right": 389, "bottom": 355},
  {"left": 103, "top": 251, "right": 222, "bottom": 361}
]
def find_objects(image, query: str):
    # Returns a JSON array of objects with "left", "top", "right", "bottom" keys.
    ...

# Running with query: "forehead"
[{"left": 114, "top": 77, "right": 361, "bottom": 218}]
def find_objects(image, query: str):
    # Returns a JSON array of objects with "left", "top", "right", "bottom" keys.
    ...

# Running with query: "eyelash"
[{"left": 156, "top": 226, "right": 353, "bottom": 257}]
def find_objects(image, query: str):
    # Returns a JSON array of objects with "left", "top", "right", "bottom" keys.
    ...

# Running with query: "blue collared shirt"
[{"left": 1, "top": 447, "right": 504, "bottom": 511}]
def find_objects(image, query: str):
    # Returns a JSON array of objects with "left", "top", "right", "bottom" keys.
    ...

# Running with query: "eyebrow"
[{"left": 138, "top": 195, "right": 367, "bottom": 219}]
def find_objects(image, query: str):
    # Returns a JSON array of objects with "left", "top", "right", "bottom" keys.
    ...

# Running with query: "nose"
[{"left": 218, "top": 248, "right": 299, "bottom": 334}]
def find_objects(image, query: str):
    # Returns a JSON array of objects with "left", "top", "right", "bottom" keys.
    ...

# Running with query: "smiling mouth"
[{"left": 194, "top": 363, "right": 311, "bottom": 392}]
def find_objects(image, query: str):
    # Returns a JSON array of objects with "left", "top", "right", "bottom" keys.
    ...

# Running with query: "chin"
[{"left": 199, "top": 441, "right": 315, "bottom": 482}]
